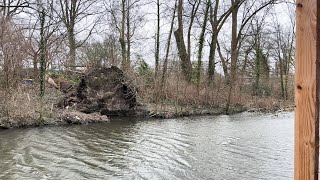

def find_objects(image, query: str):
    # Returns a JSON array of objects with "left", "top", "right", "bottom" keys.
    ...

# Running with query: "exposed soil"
[{"left": 58, "top": 66, "right": 148, "bottom": 117}]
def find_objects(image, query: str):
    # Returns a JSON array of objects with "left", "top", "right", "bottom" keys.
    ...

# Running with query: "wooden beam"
[{"left": 295, "top": 0, "right": 319, "bottom": 179}]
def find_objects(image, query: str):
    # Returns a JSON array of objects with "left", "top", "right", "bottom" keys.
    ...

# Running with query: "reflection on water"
[{"left": 0, "top": 112, "right": 294, "bottom": 180}]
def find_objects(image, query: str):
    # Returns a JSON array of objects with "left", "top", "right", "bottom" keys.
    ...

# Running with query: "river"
[{"left": 0, "top": 112, "right": 293, "bottom": 180}]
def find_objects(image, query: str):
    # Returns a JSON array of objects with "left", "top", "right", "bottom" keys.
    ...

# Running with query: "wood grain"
[{"left": 295, "top": 0, "right": 319, "bottom": 179}]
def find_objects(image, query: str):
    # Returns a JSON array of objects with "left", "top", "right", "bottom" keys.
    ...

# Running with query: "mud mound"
[{"left": 58, "top": 66, "right": 148, "bottom": 117}]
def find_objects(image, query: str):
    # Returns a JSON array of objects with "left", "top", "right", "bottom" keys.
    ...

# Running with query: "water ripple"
[{"left": 0, "top": 112, "right": 294, "bottom": 180}]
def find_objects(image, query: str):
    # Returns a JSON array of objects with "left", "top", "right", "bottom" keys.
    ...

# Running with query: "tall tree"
[
  {"left": 160, "top": 0, "right": 177, "bottom": 91},
  {"left": 196, "top": 0, "right": 210, "bottom": 91},
  {"left": 273, "top": 19, "right": 295, "bottom": 100},
  {"left": 186, "top": 0, "right": 200, "bottom": 62},
  {"left": 174, "top": 0, "right": 192, "bottom": 81},
  {"left": 154, "top": 0, "right": 160, "bottom": 77},
  {"left": 207, "top": 0, "right": 232, "bottom": 83},
  {"left": 25, "top": 0, "right": 61, "bottom": 78},
  {"left": 56, "top": 0, "right": 99, "bottom": 69},
  {"left": 225, "top": 0, "right": 276, "bottom": 113},
  {"left": 107, "top": 0, "right": 143, "bottom": 71},
  {"left": 39, "top": 6, "right": 46, "bottom": 97}
]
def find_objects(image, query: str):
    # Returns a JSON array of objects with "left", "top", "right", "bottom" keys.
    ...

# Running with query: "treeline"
[{"left": 0, "top": 0, "right": 295, "bottom": 114}]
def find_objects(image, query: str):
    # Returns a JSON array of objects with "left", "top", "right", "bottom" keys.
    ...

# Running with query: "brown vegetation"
[
  {"left": 0, "top": 0, "right": 295, "bottom": 128},
  {"left": 136, "top": 68, "right": 294, "bottom": 117}
]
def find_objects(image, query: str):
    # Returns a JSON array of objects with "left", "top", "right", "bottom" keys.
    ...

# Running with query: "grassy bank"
[
  {"left": 0, "top": 86, "right": 109, "bottom": 129},
  {"left": 136, "top": 73, "right": 294, "bottom": 119},
  {"left": 147, "top": 99, "right": 293, "bottom": 119},
  {"left": 0, "top": 69, "right": 294, "bottom": 129}
]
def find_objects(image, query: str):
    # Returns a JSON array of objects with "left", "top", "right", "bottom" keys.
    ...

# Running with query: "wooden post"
[{"left": 295, "top": 0, "right": 319, "bottom": 179}]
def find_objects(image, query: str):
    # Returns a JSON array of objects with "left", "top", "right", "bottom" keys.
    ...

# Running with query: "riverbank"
[
  {"left": 0, "top": 99, "right": 293, "bottom": 129},
  {"left": 0, "top": 67, "right": 294, "bottom": 129},
  {"left": 0, "top": 110, "right": 109, "bottom": 129},
  {"left": 0, "top": 85, "right": 111, "bottom": 129},
  {"left": 0, "top": 85, "right": 294, "bottom": 129},
  {"left": 148, "top": 104, "right": 245, "bottom": 118},
  {"left": 147, "top": 100, "right": 294, "bottom": 119}
]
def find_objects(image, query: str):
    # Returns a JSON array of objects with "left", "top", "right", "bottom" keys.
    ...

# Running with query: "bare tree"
[
  {"left": 207, "top": 0, "right": 232, "bottom": 83},
  {"left": 106, "top": 0, "right": 143, "bottom": 71},
  {"left": 81, "top": 35, "right": 121, "bottom": 68},
  {"left": 38, "top": 5, "right": 46, "bottom": 97},
  {"left": 154, "top": 0, "right": 160, "bottom": 77},
  {"left": 196, "top": 0, "right": 210, "bottom": 92},
  {"left": 160, "top": 0, "right": 177, "bottom": 92},
  {"left": 55, "top": 0, "right": 100, "bottom": 70},
  {"left": 0, "top": 0, "right": 30, "bottom": 88},
  {"left": 186, "top": 0, "right": 200, "bottom": 62},
  {"left": 225, "top": 0, "right": 277, "bottom": 113},
  {"left": 0, "top": 0, "right": 29, "bottom": 18},
  {"left": 174, "top": 0, "right": 193, "bottom": 81},
  {"left": 24, "top": 0, "right": 62, "bottom": 78},
  {"left": 272, "top": 6, "right": 295, "bottom": 100},
  {"left": 0, "top": 20, "right": 25, "bottom": 89}
]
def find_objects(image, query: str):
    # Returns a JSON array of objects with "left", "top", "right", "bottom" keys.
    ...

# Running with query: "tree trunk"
[
  {"left": 155, "top": 0, "right": 160, "bottom": 77},
  {"left": 239, "top": 49, "right": 249, "bottom": 92},
  {"left": 33, "top": 52, "right": 38, "bottom": 78},
  {"left": 68, "top": 30, "right": 76, "bottom": 69},
  {"left": 65, "top": 0, "right": 77, "bottom": 70},
  {"left": 174, "top": 30, "right": 192, "bottom": 82},
  {"left": 217, "top": 41, "right": 229, "bottom": 83},
  {"left": 225, "top": 1, "right": 239, "bottom": 114},
  {"left": 196, "top": 0, "right": 210, "bottom": 92},
  {"left": 39, "top": 9, "right": 46, "bottom": 98},
  {"left": 175, "top": 0, "right": 192, "bottom": 82},
  {"left": 208, "top": 33, "right": 217, "bottom": 83},
  {"left": 187, "top": 0, "right": 200, "bottom": 61},
  {"left": 208, "top": 0, "right": 219, "bottom": 83},
  {"left": 120, "top": 0, "right": 127, "bottom": 70},
  {"left": 160, "top": 0, "right": 177, "bottom": 92},
  {"left": 254, "top": 47, "right": 262, "bottom": 95},
  {"left": 126, "top": 0, "right": 131, "bottom": 68}
]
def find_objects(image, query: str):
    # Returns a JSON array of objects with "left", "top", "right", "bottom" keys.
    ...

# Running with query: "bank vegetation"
[{"left": 0, "top": 0, "right": 295, "bottom": 127}]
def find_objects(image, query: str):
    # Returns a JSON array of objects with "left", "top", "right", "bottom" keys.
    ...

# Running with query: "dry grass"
[
  {"left": 0, "top": 85, "right": 63, "bottom": 127},
  {"left": 133, "top": 70, "right": 294, "bottom": 115},
  {"left": 0, "top": 66, "right": 294, "bottom": 128}
]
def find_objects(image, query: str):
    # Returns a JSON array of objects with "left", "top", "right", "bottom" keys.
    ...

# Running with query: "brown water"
[{"left": 0, "top": 112, "right": 294, "bottom": 180}]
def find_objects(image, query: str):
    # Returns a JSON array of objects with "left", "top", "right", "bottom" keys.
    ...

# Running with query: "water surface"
[{"left": 0, "top": 112, "right": 294, "bottom": 179}]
